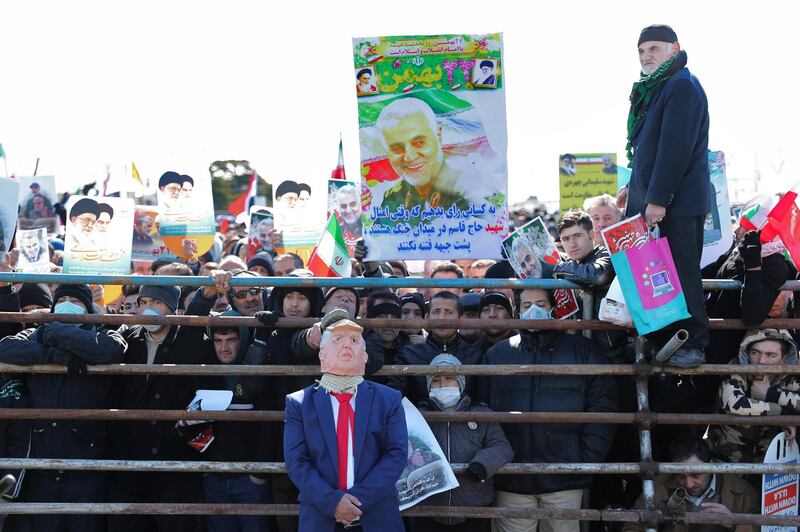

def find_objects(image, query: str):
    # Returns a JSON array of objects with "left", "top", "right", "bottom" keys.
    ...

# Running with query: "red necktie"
[{"left": 332, "top": 392, "right": 354, "bottom": 490}]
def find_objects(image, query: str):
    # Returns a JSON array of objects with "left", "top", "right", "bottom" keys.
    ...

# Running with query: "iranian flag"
[
  {"left": 307, "top": 215, "right": 352, "bottom": 277},
  {"left": 228, "top": 171, "right": 258, "bottom": 216},
  {"left": 738, "top": 194, "right": 776, "bottom": 235},
  {"left": 764, "top": 182, "right": 800, "bottom": 267}
]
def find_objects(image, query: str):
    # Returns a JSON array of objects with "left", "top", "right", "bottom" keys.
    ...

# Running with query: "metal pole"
[
  {"left": 634, "top": 335, "right": 658, "bottom": 532},
  {"left": 581, "top": 290, "right": 594, "bottom": 339}
]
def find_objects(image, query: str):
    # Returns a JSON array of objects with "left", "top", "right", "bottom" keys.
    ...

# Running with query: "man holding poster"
[{"left": 621, "top": 24, "right": 711, "bottom": 367}]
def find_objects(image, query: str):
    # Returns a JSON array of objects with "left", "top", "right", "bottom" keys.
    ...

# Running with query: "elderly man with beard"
[
  {"left": 335, "top": 184, "right": 363, "bottom": 239},
  {"left": 284, "top": 316, "right": 407, "bottom": 531},
  {"left": 618, "top": 24, "right": 711, "bottom": 367}
]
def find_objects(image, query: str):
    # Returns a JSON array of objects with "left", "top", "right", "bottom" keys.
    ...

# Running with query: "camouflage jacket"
[{"left": 708, "top": 329, "right": 800, "bottom": 463}]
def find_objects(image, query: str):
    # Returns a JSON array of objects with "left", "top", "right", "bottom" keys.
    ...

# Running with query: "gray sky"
[{"left": 1, "top": 0, "right": 797, "bottom": 206}]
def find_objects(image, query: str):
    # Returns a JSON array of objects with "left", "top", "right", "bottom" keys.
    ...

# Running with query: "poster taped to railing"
[
  {"left": 762, "top": 432, "right": 799, "bottom": 532},
  {"left": 354, "top": 33, "right": 509, "bottom": 260},
  {"left": 396, "top": 398, "right": 459, "bottom": 510}
]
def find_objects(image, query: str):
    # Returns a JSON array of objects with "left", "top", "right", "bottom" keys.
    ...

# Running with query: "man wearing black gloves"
[{"left": 0, "top": 283, "right": 127, "bottom": 532}]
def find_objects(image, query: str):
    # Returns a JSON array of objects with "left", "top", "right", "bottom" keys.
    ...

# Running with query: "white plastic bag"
[{"left": 599, "top": 277, "right": 633, "bottom": 327}]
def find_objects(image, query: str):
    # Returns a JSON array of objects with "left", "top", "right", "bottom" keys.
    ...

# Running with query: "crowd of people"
[{"left": 0, "top": 23, "right": 794, "bottom": 532}]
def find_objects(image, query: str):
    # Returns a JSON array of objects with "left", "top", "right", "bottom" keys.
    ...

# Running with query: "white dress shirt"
[{"left": 329, "top": 389, "right": 357, "bottom": 489}]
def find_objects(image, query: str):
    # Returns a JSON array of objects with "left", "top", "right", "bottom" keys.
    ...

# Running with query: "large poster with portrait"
[
  {"left": 272, "top": 179, "right": 326, "bottom": 264},
  {"left": 0, "top": 177, "right": 20, "bottom": 260},
  {"left": 700, "top": 151, "right": 733, "bottom": 268},
  {"left": 558, "top": 153, "right": 619, "bottom": 211},
  {"left": 132, "top": 205, "right": 177, "bottom": 263},
  {"left": 63, "top": 196, "right": 135, "bottom": 275},
  {"left": 16, "top": 175, "right": 59, "bottom": 235},
  {"left": 156, "top": 171, "right": 215, "bottom": 260},
  {"left": 248, "top": 208, "right": 274, "bottom": 257},
  {"left": 354, "top": 33, "right": 509, "bottom": 260}
]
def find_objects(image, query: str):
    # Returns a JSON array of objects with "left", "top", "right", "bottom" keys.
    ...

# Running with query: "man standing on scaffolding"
[{"left": 619, "top": 24, "right": 711, "bottom": 368}]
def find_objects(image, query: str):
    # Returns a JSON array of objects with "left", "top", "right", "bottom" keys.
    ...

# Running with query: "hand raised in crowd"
[
  {"left": 354, "top": 238, "right": 378, "bottom": 274},
  {"left": 700, "top": 502, "right": 732, "bottom": 515},
  {"left": 306, "top": 322, "right": 323, "bottom": 349},
  {"left": 749, "top": 376, "right": 771, "bottom": 401},
  {"left": 334, "top": 493, "right": 362, "bottom": 525},
  {"left": 408, "top": 333, "right": 426, "bottom": 345},
  {"left": 785, "top": 426, "right": 796, "bottom": 448},
  {"left": 201, "top": 270, "right": 232, "bottom": 299},
  {"left": 738, "top": 230, "right": 762, "bottom": 270},
  {"left": 0, "top": 249, "right": 19, "bottom": 287},
  {"left": 644, "top": 203, "right": 666, "bottom": 228}
]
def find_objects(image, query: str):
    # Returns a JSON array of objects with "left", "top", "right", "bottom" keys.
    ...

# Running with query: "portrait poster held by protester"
[
  {"left": 16, "top": 175, "right": 59, "bottom": 234},
  {"left": 620, "top": 24, "right": 711, "bottom": 367},
  {"left": 16, "top": 228, "right": 50, "bottom": 273},
  {"left": 132, "top": 205, "right": 176, "bottom": 264},
  {"left": 273, "top": 178, "right": 325, "bottom": 264},
  {"left": 0, "top": 177, "right": 20, "bottom": 259},
  {"left": 248, "top": 207, "right": 275, "bottom": 256},
  {"left": 63, "top": 195, "right": 135, "bottom": 275},
  {"left": 157, "top": 171, "right": 216, "bottom": 260},
  {"left": 353, "top": 33, "right": 509, "bottom": 260},
  {"left": 558, "top": 153, "right": 618, "bottom": 211},
  {"left": 503, "top": 216, "right": 580, "bottom": 319},
  {"left": 327, "top": 179, "right": 363, "bottom": 256}
]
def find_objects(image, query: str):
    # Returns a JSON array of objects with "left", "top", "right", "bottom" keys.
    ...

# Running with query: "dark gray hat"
[
  {"left": 138, "top": 285, "right": 180, "bottom": 313},
  {"left": 638, "top": 25, "right": 678, "bottom": 46}
]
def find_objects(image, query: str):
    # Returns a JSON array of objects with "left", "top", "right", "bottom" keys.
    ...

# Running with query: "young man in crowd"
[
  {"left": 479, "top": 287, "right": 618, "bottom": 532},
  {"left": 476, "top": 291, "right": 516, "bottom": 353},
  {"left": 400, "top": 292, "right": 427, "bottom": 345},
  {"left": 392, "top": 291, "right": 482, "bottom": 404},
  {"left": 459, "top": 292, "right": 484, "bottom": 343}
]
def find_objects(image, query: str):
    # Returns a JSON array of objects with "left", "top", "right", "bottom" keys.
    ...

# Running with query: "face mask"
[
  {"left": 429, "top": 387, "right": 461, "bottom": 409},
  {"left": 53, "top": 301, "right": 86, "bottom": 315},
  {"left": 520, "top": 304, "right": 553, "bottom": 321},
  {"left": 142, "top": 307, "right": 163, "bottom": 332}
]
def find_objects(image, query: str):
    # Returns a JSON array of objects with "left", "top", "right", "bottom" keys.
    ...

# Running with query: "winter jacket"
[
  {"left": 626, "top": 66, "right": 710, "bottom": 218},
  {"left": 110, "top": 290, "right": 215, "bottom": 485},
  {"left": 623, "top": 472, "right": 758, "bottom": 532},
  {"left": 478, "top": 330, "right": 618, "bottom": 495},
  {"left": 416, "top": 395, "right": 513, "bottom": 525},
  {"left": 392, "top": 333, "right": 483, "bottom": 404},
  {"left": 0, "top": 309, "right": 126, "bottom": 470},
  {"left": 702, "top": 246, "right": 792, "bottom": 364},
  {"left": 554, "top": 246, "right": 628, "bottom": 359},
  {"left": 708, "top": 329, "right": 800, "bottom": 463},
  {"left": 0, "top": 377, "right": 30, "bottom": 500},
  {"left": 365, "top": 329, "right": 411, "bottom": 387}
]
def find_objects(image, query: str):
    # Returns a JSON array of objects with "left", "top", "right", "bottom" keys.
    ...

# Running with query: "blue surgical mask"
[
  {"left": 141, "top": 307, "right": 163, "bottom": 332},
  {"left": 520, "top": 304, "right": 553, "bottom": 321},
  {"left": 53, "top": 301, "right": 86, "bottom": 315}
]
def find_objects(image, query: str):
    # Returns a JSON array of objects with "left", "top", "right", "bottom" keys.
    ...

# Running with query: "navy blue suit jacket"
[
  {"left": 626, "top": 67, "right": 711, "bottom": 218},
  {"left": 284, "top": 380, "right": 407, "bottom": 532}
]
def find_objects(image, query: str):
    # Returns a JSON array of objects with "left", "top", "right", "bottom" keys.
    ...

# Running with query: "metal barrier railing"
[{"left": 0, "top": 273, "right": 798, "bottom": 529}]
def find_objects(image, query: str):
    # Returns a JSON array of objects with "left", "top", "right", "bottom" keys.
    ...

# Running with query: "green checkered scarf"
[{"left": 626, "top": 50, "right": 687, "bottom": 168}]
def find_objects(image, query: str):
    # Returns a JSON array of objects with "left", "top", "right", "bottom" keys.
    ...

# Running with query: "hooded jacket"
[{"left": 708, "top": 329, "right": 800, "bottom": 463}]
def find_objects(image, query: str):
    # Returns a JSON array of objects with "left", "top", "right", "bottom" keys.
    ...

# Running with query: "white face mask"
[
  {"left": 142, "top": 307, "right": 163, "bottom": 332},
  {"left": 53, "top": 301, "right": 86, "bottom": 315},
  {"left": 520, "top": 304, "right": 553, "bottom": 321},
  {"left": 429, "top": 387, "right": 461, "bottom": 408}
]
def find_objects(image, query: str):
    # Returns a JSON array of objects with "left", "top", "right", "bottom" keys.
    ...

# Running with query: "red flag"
[
  {"left": 764, "top": 181, "right": 800, "bottom": 267},
  {"left": 219, "top": 218, "right": 230, "bottom": 235},
  {"left": 228, "top": 171, "right": 258, "bottom": 216},
  {"left": 330, "top": 137, "right": 346, "bottom": 180}
]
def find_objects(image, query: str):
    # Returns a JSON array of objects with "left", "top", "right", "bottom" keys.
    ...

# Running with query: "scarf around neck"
[
  {"left": 317, "top": 373, "right": 363, "bottom": 394},
  {"left": 626, "top": 50, "right": 688, "bottom": 167}
]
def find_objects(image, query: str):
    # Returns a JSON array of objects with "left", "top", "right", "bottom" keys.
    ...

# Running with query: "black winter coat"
[
  {"left": 478, "top": 331, "right": 618, "bottom": 495},
  {"left": 111, "top": 291, "right": 215, "bottom": 474},
  {"left": 392, "top": 333, "right": 482, "bottom": 405}
]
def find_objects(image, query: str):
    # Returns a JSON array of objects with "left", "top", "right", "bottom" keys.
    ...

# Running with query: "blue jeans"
[{"left": 202, "top": 473, "right": 271, "bottom": 532}]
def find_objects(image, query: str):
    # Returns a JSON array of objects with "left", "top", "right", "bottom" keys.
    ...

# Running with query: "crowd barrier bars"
[{"left": 0, "top": 273, "right": 799, "bottom": 525}]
